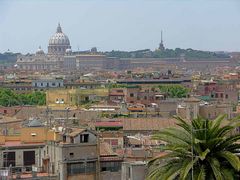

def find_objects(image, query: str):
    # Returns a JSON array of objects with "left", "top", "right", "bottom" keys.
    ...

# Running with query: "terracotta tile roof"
[
  {"left": 100, "top": 156, "right": 123, "bottom": 161},
  {"left": 100, "top": 142, "right": 117, "bottom": 156},
  {"left": 123, "top": 118, "right": 176, "bottom": 131},
  {"left": 95, "top": 121, "right": 123, "bottom": 127},
  {"left": 127, "top": 107, "right": 144, "bottom": 111},
  {"left": 109, "top": 92, "right": 124, "bottom": 96},
  {"left": 1, "top": 141, "right": 44, "bottom": 147},
  {"left": 128, "top": 138, "right": 141, "bottom": 145},
  {"left": 184, "top": 97, "right": 200, "bottom": 102},
  {"left": 100, "top": 131, "right": 123, "bottom": 138},
  {"left": 127, "top": 136, "right": 164, "bottom": 146}
]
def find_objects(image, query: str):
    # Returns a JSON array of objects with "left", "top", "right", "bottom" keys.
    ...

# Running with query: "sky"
[{"left": 0, "top": 0, "right": 240, "bottom": 53}]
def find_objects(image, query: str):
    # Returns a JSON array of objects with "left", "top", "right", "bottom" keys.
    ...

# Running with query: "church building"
[{"left": 17, "top": 23, "right": 73, "bottom": 71}]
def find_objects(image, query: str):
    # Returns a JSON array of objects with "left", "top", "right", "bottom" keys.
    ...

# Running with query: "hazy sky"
[{"left": 0, "top": 0, "right": 240, "bottom": 53}]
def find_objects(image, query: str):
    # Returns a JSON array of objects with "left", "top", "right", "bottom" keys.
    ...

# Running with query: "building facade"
[{"left": 16, "top": 24, "right": 71, "bottom": 71}]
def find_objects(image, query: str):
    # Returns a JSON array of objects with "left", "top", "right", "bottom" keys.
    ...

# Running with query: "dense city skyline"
[{"left": 1, "top": 0, "right": 240, "bottom": 53}]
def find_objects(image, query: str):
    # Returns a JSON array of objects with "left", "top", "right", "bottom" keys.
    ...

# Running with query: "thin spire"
[
  {"left": 57, "top": 23, "right": 62, "bottom": 33},
  {"left": 161, "top": 30, "right": 163, "bottom": 44},
  {"left": 159, "top": 30, "right": 165, "bottom": 51}
]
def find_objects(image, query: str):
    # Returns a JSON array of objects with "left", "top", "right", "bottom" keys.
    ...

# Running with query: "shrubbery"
[{"left": 0, "top": 88, "right": 46, "bottom": 106}]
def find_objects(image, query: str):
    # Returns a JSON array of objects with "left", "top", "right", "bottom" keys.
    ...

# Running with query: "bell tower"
[{"left": 158, "top": 30, "right": 165, "bottom": 51}]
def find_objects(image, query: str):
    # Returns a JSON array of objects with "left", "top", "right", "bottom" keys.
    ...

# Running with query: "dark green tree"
[
  {"left": 158, "top": 84, "right": 189, "bottom": 98},
  {"left": 0, "top": 88, "right": 46, "bottom": 106}
]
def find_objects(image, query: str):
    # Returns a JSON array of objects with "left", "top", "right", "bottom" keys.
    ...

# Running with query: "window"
[
  {"left": 63, "top": 135, "right": 66, "bottom": 142},
  {"left": 100, "top": 161, "right": 121, "bottom": 172},
  {"left": 31, "top": 133, "right": 36, "bottom": 136},
  {"left": 225, "top": 94, "right": 228, "bottom": 99},
  {"left": 130, "top": 93, "right": 134, "bottom": 97},
  {"left": 128, "top": 167, "right": 131, "bottom": 179},
  {"left": 69, "top": 153, "right": 74, "bottom": 158},
  {"left": 111, "top": 139, "right": 118, "bottom": 146},
  {"left": 70, "top": 137, "right": 74, "bottom": 143},
  {"left": 41, "top": 83, "right": 43, "bottom": 86},
  {"left": 67, "top": 162, "right": 96, "bottom": 175},
  {"left": 60, "top": 99, "right": 64, "bottom": 104},
  {"left": 3, "top": 152, "right": 16, "bottom": 167},
  {"left": 101, "top": 167, "right": 107, "bottom": 171},
  {"left": 80, "top": 134, "right": 89, "bottom": 143},
  {"left": 23, "top": 151, "right": 35, "bottom": 166}
]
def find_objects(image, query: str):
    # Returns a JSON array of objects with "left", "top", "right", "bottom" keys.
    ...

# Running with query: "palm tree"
[{"left": 147, "top": 115, "right": 240, "bottom": 180}]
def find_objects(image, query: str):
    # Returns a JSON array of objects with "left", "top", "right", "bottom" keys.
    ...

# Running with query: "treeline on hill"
[
  {"left": 0, "top": 48, "right": 229, "bottom": 62},
  {"left": 105, "top": 48, "right": 230, "bottom": 59},
  {"left": 0, "top": 52, "right": 19, "bottom": 64},
  {"left": 0, "top": 88, "right": 46, "bottom": 106}
]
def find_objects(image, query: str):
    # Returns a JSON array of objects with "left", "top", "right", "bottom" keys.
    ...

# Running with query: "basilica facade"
[
  {"left": 16, "top": 23, "right": 127, "bottom": 71},
  {"left": 17, "top": 24, "right": 73, "bottom": 71}
]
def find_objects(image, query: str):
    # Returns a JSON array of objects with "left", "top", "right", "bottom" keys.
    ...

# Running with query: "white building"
[{"left": 32, "top": 78, "right": 64, "bottom": 90}]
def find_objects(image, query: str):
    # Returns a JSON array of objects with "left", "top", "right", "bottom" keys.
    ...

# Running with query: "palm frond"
[
  {"left": 197, "top": 165, "right": 206, "bottom": 180},
  {"left": 217, "top": 151, "right": 240, "bottom": 171},
  {"left": 147, "top": 115, "right": 240, "bottom": 180}
]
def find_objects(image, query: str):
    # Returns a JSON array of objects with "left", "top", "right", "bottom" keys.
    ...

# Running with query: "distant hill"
[
  {"left": 105, "top": 48, "right": 230, "bottom": 59},
  {"left": 0, "top": 48, "right": 230, "bottom": 64},
  {"left": 0, "top": 52, "right": 19, "bottom": 64}
]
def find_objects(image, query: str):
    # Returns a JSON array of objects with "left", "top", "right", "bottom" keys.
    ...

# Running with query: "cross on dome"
[{"left": 56, "top": 23, "right": 62, "bottom": 33}]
